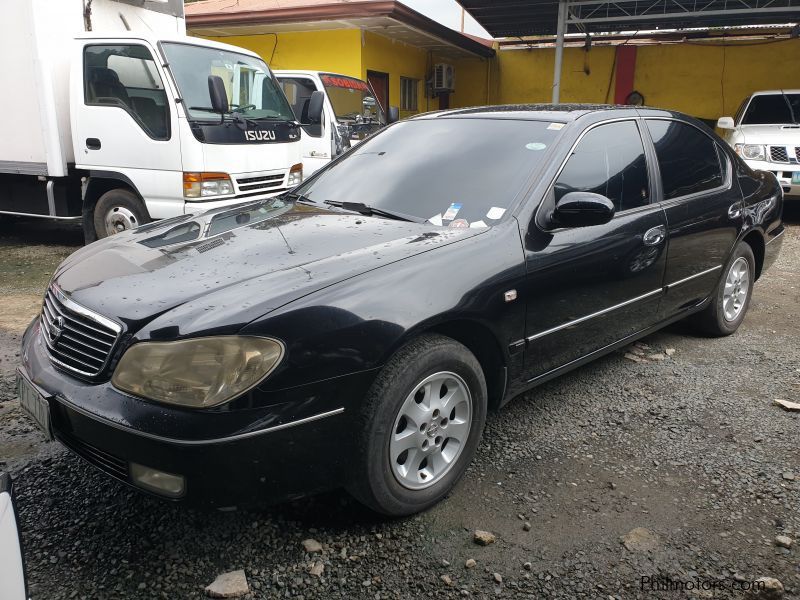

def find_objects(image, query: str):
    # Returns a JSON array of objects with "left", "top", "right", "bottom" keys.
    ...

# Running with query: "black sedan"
[{"left": 18, "top": 105, "right": 784, "bottom": 516}]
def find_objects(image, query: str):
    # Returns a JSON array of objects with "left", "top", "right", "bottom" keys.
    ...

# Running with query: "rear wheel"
[
  {"left": 348, "top": 334, "right": 487, "bottom": 516},
  {"left": 93, "top": 188, "right": 150, "bottom": 239},
  {"left": 692, "top": 241, "right": 755, "bottom": 336}
]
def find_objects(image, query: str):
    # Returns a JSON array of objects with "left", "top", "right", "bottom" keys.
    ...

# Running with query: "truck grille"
[
  {"left": 770, "top": 146, "right": 789, "bottom": 163},
  {"left": 40, "top": 286, "right": 122, "bottom": 379},
  {"left": 236, "top": 173, "right": 285, "bottom": 193}
]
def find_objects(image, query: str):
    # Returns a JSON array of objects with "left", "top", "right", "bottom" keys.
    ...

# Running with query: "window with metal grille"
[{"left": 400, "top": 77, "right": 419, "bottom": 112}]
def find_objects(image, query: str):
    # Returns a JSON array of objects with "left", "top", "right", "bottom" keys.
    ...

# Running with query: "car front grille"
[
  {"left": 56, "top": 430, "right": 129, "bottom": 482},
  {"left": 40, "top": 286, "right": 122, "bottom": 379},
  {"left": 770, "top": 146, "right": 789, "bottom": 163},
  {"left": 236, "top": 173, "right": 285, "bottom": 193}
]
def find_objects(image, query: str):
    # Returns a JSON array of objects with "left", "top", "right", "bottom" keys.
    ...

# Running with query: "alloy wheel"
[{"left": 723, "top": 256, "right": 750, "bottom": 322}]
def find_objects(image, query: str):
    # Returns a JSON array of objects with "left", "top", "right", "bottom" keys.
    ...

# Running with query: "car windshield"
[
  {"left": 294, "top": 118, "right": 561, "bottom": 225},
  {"left": 161, "top": 43, "right": 295, "bottom": 122},
  {"left": 741, "top": 93, "right": 800, "bottom": 125},
  {"left": 321, "top": 74, "right": 386, "bottom": 125}
]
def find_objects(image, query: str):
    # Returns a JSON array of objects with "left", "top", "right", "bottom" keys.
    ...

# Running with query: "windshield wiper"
[{"left": 323, "top": 200, "right": 425, "bottom": 223}]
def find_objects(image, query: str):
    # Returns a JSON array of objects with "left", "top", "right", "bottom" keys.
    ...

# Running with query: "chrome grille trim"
[{"left": 40, "top": 285, "right": 122, "bottom": 378}]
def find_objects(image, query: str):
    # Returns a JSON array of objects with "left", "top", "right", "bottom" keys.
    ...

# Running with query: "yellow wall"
[
  {"left": 203, "top": 30, "right": 362, "bottom": 77},
  {"left": 492, "top": 39, "right": 800, "bottom": 121},
  {"left": 359, "top": 30, "right": 437, "bottom": 116}
]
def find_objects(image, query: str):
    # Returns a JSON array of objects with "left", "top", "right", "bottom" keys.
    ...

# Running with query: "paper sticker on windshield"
[
  {"left": 547, "top": 123, "right": 565, "bottom": 130},
  {"left": 442, "top": 203, "right": 462, "bottom": 220},
  {"left": 449, "top": 219, "right": 469, "bottom": 229},
  {"left": 525, "top": 142, "right": 547, "bottom": 151},
  {"left": 428, "top": 213, "right": 443, "bottom": 226},
  {"left": 470, "top": 220, "right": 488, "bottom": 229},
  {"left": 486, "top": 207, "right": 505, "bottom": 220}
]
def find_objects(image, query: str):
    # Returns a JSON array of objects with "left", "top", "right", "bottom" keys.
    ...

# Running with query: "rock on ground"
[
  {"left": 302, "top": 538, "right": 323, "bottom": 553},
  {"left": 621, "top": 527, "right": 659, "bottom": 552},
  {"left": 473, "top": 530, "right": 496, "bottom": 546},
  {"left": 204, "top": 570, "right": 249, "bottom": 599}
]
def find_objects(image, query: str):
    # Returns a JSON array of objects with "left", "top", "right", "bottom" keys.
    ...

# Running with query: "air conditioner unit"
[{"left": 432, "top": 63, "right": 455, "bottom": 92}]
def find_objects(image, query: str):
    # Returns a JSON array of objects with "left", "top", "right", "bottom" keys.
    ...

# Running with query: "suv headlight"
[
  {"left": 112, "top": 336, "right": 284, "bottom": 408},
  {"left": 734, "top": 144, "right": 766, "bottom": 161}
]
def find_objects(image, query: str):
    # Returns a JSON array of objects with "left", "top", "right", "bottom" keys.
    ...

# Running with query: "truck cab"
[
  {"left": 275, "top": 70, "right": 396, "bottom": 176},
  {"left": 717, "top": 90, "right": 800, "bottom": 199},
  {"left": 0, "top": 0, "right": 311, "bottom": 241}
]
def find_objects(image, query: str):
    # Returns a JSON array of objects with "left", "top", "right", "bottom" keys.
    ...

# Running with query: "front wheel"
[
  {"left": 93, "top": 188, "right": 151, "bottom": 239},
  {"left": 348, "top": 334, "right": 487, "bottom": 516},
  {"left": 692, "top": 241, "right": 755, "bottom": 336}
]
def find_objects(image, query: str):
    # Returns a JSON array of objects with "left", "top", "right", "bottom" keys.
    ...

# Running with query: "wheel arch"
[
  {"left": 403, "top": 318, "right": 509, "bottom": 412},
  {"left": 740, "top": 228, "right": 765, "bottom": 280},
  {"left": 82, "top": 172, "right": 148, "bottom": 242}
]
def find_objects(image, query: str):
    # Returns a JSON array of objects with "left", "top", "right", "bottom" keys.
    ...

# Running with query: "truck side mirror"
[
  {"left": 716, "top": 116, "right": 735, "bottom": 129},
  {"left": 307, "top": 91, "right": 324, "bottom": 125},
  {"left": 208, "top": 75, "right": 229, "bottom": 115},
  {"left": 388, "top": 106, "right": 400, "bottom": 124}
]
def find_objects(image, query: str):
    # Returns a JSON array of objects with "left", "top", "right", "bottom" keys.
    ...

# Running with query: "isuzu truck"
[{"left": 0, "top": 0, "right": 314, "bottom": 240}]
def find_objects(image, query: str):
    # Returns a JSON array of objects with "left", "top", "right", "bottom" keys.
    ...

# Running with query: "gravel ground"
[{"left": 1, "top": 210, "right": 798, "bottom": 599}]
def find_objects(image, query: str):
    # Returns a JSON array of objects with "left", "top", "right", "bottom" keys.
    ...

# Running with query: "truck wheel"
[
  {"left": 93, "top": 189, "right": 150, "bottom": 239},
  {"left": 692, "top": 241, "right": 755, "bottom": 336},
  {"left": 348, "top": 334, "right": 487, "bottom": 516}
]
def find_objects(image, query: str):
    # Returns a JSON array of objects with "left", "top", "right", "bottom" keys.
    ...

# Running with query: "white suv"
[{"left": 718, "top": 90, "right": 800, "bottom": 198}]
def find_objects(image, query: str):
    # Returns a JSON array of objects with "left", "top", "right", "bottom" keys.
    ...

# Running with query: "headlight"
[
  {"left": 111, "top": 336, "right": 284, "bottom": 408},
  {"left": 287, "top": 163, "right": 303, "bottom": 187},
  {"left": 734, "top": 144, "right": 766, "bottom": 161},
  {"left": 183, "top": 172, "right": 234, "bottom": 199}
]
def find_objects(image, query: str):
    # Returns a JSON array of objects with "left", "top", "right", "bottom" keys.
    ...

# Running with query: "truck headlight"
[
  {"left": 287, "top": 163, "right": 303, "bottom": 187},
  {"left": 183, "top": 172, "right": 234, "bottom": 199},
  {"left": 112, "top": 336, "right": 284, "bottom": 408},
  {"left": 734, "top": 144, "right": 766, "bottom": 161}
]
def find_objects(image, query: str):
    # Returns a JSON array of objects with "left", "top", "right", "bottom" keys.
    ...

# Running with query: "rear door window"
[
  {"left": 554, "top": 120, "right": 650, "bottom": 213},
  {"left": 646, "top": 120, "right": 723, "bottom": 200}
]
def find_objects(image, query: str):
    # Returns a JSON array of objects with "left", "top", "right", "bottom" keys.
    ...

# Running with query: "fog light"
[{"left": 130, "top": 463, "right": 185, "bottom": 498}]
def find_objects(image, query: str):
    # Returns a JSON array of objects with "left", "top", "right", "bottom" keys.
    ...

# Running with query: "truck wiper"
[{"left": 323, "top": 200, "right": 425, "bottom": 223}]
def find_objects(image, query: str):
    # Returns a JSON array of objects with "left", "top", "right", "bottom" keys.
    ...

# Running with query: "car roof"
[
  {"left": 410, "top": 104, "right": 677, "bottom": 123},
  {"left": 750, "top": 90, "right": 800, "bottom": 96}
]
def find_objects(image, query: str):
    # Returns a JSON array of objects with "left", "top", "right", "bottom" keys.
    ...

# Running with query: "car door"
[
  {"left": 642, "top": 119, "right": 743, "bottom": 318},
  {"left": 521, "top": 119, "right": 668, "bottom": 381},
  {"left": 276, "top": 75, "right": 330, "bottom": 175}
]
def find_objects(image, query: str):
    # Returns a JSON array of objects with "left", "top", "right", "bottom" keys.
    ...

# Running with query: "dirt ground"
[{"left": 0, "top": 209, "right": 798, "bottom": 599}]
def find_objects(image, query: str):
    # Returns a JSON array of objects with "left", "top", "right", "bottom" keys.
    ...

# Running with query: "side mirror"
[
  {"left": 387, "top": 106, "right": 400, "bottom": 124},
  {"left": 551, "top": 191, "right": 615, "bottom": 228},
  {"left": 717, "top": 116, "right": 735, "bottom": 129},
  {"left": 307, "top": 91, "right": 324, "bottom": 125},
  {"left": 208, "top": 75, "right": 229, "bottom": 114}
]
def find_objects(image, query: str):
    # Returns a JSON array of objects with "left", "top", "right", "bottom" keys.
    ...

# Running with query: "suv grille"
[
  {"left": 40, "top": 286, "right": 121, "bottom": 378},
  {"left": 236, "top": 173, "right": 285, "bottom": 192},
  {"left": 770, "top": 146, "right": 789, "bottom": 163}
]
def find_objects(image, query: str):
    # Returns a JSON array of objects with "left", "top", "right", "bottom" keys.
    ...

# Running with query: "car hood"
[
  {"left": 54, "top": 200, "right": 484, "bottom": 335},
  {"left": 739, "top": 124, "right": 800, "bottom": 144}
]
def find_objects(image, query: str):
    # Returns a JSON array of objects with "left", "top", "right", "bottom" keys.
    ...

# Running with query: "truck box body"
[{"left": 0, "top": 0, "right": 184, "bottom": 177}]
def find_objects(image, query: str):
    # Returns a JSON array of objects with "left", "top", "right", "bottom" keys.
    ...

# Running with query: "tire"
[
  {"left": 692, "top": 241, "right": 755, "bottom": 336},
  {"left": 348, "top": 334, "right": 487, "bottom": 516},
  {"left": 92, "top": 188, "right": 150, "bottom": 239}
]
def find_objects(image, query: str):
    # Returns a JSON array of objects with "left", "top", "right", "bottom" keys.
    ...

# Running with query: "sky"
[{"left": 399, "top": 0, "right": 492, "bottom": 39}]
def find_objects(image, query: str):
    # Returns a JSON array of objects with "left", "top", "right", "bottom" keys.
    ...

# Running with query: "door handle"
[
  {"left": 728, "top": 202, "right": 743, "bottom": 219},
  {"left": 86, "top": 138, "right": 101, "bottom": 150},
  {"left": 643, "top": 225, "right": 666, "bottom": 247}
]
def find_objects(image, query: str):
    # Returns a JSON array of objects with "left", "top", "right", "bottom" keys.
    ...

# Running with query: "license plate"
[
  {"left": 792, "top": 172, "right": 800, "bottom": 184},
  {"left": 17, "top": 371, "right": 53, "bottom": 441}
]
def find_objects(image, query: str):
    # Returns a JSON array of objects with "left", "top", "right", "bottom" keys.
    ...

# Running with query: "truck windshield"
[
  {"left": 741, "top": 93, "right": 800, "bottom": 125},
  {"left": 162, "top": 43, "right": 295, "bottom": 122},
  {"left": 321, "top": 74, "right": 386, "bottom": 125}
]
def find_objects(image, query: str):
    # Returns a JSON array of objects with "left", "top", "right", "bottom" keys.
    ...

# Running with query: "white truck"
[
  {"left": 275, "top": 70, "right": 397, "bottom": 176},
  {"left": 0, "top": 0, "right": 320, "bottom": 240},
  {"left": 717, "top": 90, "right": 800, "bottom": 199}
]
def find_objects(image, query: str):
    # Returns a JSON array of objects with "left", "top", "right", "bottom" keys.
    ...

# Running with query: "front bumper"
[
  {"left": 743, "top": 159, "right": 799, "bottom": 197},
  {"left": 20, "top": 320, "right": 377, "bottom": 507}
]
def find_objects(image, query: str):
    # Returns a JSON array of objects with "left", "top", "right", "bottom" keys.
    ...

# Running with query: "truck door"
[
  {"left": 73, "top": 42, "right": 182, "bottom": 210},
  {"left": 277, "top": 75, "right": 330, "bottom": 176}
]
